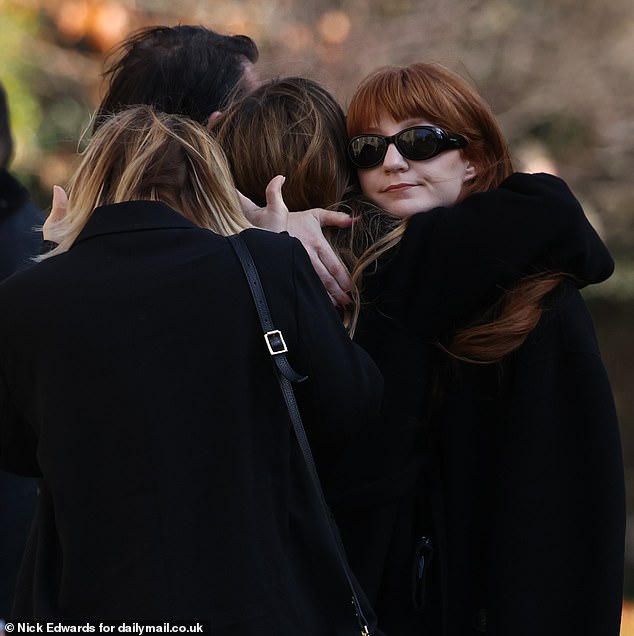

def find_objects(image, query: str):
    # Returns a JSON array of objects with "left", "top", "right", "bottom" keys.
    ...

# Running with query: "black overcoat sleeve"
[
  {"left": 386, "top": 172, "right": 614, "bottom": 340},
  {"left": 240, "top": 230, "right": 383, "bottom": 468}
]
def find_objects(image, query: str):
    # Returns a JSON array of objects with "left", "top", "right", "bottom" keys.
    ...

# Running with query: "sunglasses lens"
[
  {"left": 348, "top": 136, "right": 387, "bottom": 168},
  {"left": 349, "top": 127, "right": 464, "bottom": 167},
  {"left": 397, "top": 128, "right": 441, "bottom": 161}
]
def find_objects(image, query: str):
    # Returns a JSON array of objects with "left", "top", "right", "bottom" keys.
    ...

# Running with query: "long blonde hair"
[{"left": 41, "top": 106, "right": 249, "bottom": 259}]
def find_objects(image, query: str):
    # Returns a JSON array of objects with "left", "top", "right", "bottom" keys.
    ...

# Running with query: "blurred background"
[{"left": 1, "top": 0, "right": 633, "bottom": 629}]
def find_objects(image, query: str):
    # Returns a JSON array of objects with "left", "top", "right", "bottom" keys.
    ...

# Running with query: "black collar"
[{"left": 74, "top": 200, "right": 197, "bottom": 245}]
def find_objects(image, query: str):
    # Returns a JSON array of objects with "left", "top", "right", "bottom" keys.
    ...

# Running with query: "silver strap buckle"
[{"left": 264, "top": 330, "right": 288, "bottom": 356}]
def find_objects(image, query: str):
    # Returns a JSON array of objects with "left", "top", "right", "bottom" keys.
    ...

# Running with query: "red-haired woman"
[{"left": 330, "top": 62, "right": 624, "bottom": 636}]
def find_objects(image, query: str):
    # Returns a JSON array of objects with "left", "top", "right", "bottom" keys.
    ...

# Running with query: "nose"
[{"left": 382, "top": 142, "right": 408, "bottom": 171}]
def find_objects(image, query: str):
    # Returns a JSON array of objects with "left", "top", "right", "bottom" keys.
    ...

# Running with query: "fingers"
[
  {"left": 305, "top": 242, "right": 352, "bottom": 307},
  {"left": 50, "top": 185, "right": 68, "bottom": 222},
  {"left": 315, "top": 243, "right": 353, "bottom": 303},
  {"left": 314, "top": 208, "right": 354, "bottom": 229},
  {"left": 286, "top": 209, "right": 352, "bottom": 306},
  {"left": 307, "top": 251, "right": 351, "bottom": 307}
]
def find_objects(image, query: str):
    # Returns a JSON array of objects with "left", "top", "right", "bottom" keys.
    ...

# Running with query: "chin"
[{"left": 384, "top": 204, "right": 431, "bottom": 220}]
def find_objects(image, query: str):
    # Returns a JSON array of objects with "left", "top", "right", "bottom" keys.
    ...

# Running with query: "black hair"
[{"left": 93, "top": 25, "right": 259, "bottom": 131}]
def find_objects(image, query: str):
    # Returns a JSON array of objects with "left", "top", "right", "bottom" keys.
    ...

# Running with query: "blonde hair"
[{"left": 41, "top": 106, "right": 249, "bottom": 259}]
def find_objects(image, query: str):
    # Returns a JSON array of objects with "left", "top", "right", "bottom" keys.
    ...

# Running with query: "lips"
[{"left": 383, "top": 183, "right": 417, "bottom": 193}]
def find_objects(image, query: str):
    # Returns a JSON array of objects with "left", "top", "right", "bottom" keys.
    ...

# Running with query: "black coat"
[
  {"left": 0, "top": 201, "right": 383, "bottom": 635},
  {"left": 0, "top": 169, "right": 43, "bottom": 279},
  {"left": 424, "top": 282, "right": 624, "bottom": 636},
  {"left": 327, "top": 173, "right": 625, "bottom": 635},
  {"left": 0, "top": 168, "right": 42, "bottom": 620}
]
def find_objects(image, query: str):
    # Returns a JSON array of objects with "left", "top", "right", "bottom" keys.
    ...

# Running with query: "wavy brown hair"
[
  {"left": 213, "top": 76, "right": 353, "bottom": 212},
  {"left": 41, "top": 106, "right": 248, "bottom": 259},
  {"left": 346, "top": 62, "right": 564, "bottom": 361},
  {"left": 213, "top": 77, "right": 363, "bottom": 327}
]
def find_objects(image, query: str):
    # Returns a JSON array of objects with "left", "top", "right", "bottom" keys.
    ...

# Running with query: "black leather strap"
[
  {"left": 228, "top": 234, "right": 370, "bottom": 636},
  {"left": 228, "top": 233, "right": 306, "bottom": 384}
]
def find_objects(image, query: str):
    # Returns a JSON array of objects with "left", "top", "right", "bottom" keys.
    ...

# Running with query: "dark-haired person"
[
  {"left": 0, "top": 79, "right": 42, "bottom": 626},
  {"left": 92, "top": 24, "right": 260, "bottom": 131}
]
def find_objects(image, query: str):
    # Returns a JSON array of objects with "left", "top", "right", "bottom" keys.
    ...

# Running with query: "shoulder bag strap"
[{"left": 227, "top": 234, "right": 371, "bottom": 636}]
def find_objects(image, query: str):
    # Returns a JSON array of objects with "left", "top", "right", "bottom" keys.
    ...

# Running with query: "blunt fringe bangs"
[{"left": 347, "top": 62, "right": 514, "bottom": 194}]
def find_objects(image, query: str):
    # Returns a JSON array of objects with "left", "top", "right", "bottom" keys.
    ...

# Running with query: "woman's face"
[{"left": 356, "top": 112, "right": 476, "bottom": 219}]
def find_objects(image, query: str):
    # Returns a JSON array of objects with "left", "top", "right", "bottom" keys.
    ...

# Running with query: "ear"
[
  {"left": 463, "top": 160, "right": 477, "bottom": 182},
  {"left": 206, "top": 111, "right": 223, "bottom": 130}
]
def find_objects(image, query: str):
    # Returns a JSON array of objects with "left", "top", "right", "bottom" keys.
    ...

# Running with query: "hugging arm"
[
  {"left": 287, "top": 238, "right": 382, "bottom": 459},
  {"left": 238, "top": 181, "right": 354, "bottom": 306},
  {"left": 239, "top": 229, "right": 382, "bottom": 471},
  {"left": 392, "top": 172, "right": 614, "bottom": 338}
]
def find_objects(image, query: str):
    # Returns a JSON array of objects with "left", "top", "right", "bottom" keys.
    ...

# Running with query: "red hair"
[
  {"left": 347, "top": 62, "right": 513, "bottom": 197},
  {"left": 347, "top": 63, "right": 563, "bottom": 363}
]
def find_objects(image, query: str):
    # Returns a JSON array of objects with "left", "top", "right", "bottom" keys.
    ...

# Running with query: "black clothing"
[
  {"left": 329, "top": 173, "right": 624, "bottom": 635},
  {"left": 0, "top": 169, "right": 43, "bottom": 278},
  {"left": 429, "top": 283, "right": 624, "bottom": 636},
  {"left": 0, "top": 169, "right": 42, "bottom": 620},
  {"left": 0, "top": 201, "right": 383, "bottom": 635}
]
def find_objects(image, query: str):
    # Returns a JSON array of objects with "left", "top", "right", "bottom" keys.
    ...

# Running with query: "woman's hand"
[
  {"left": 238, "top": 175, "right": 289, "bottom": 233},
  {"left": 42, "top": 185, "right": 68, "bottom": 243},
  {"left": 238, "top": 176, "right": 354, "bottom": 305},
  {"left": 286, "top": 209, "right": 353, "bottom": 306}
]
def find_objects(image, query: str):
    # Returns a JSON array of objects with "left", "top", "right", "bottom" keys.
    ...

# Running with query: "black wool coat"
[
  {"left": 0, "top": 201, "right": 383, "bottom": 635},
  {"left": 326, "top": 173, "right": 625, "bottom": 636},
  {"left": 0, "top": 168, "right": 42, "bottom": 619},
  {"left": 421, "top": 282, "right": 624, "bottom": 636},
  {"left": 0, "top": 169, "right": 44, "bottom": 278}
]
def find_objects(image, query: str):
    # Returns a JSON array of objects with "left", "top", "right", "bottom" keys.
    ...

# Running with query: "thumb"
[
  {"left": 264, "top": 175, "right": 288, "bottom": 212},
  {"left": 43, "top": 185, "right": 69, "bottom": 243},
  {"left": 264, "top": 175, "right": 289, "bottom": 233},
  {"left": 50, "top": 185, "right": 69, "bottom": 222}
]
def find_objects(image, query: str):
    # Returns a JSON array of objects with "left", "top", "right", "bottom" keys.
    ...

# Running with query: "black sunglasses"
[{"left": 347, "top": 125, "right": 468, "bottom": 169}]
